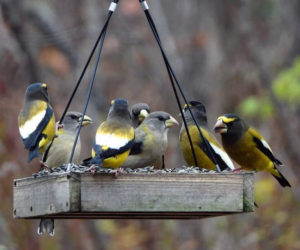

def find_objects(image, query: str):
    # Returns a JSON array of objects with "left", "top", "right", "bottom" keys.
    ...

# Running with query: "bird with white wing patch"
[
  {"left": 179, "top": 101, "right": 235, "bottom": 171},
  {"left": 214, "top": 114, "right": 291, "bottom": 187},
  {"left": 91, "top": 99, "right": 135, "bottom": 170},
  {"left": 18, "top": 83, "right": 56, "bottom": 163}
]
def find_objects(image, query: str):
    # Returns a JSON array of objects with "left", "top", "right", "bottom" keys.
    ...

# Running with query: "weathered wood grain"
[
  {"left": 13, "top": 173, "right": 80, "bottom": 218},
  {"left": 13, "top": 171, "right": 254, "bottom": 219},
  {"left": 80, "top": 173, "right": 248, "bottom": 213},
  {"left": 243, "top": 172, "right": 255, "bottom": 212}
]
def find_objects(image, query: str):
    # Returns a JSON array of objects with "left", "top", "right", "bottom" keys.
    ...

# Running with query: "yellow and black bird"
[
  {"left": 38, "top": 111, "right": 92, "bottom": 236},
  {"left": 122, "top": 111, "right": 178, "bottom": 169},
  {"left": 131, "top": 103, "right": 151, "bottom": 128},
  {"left": 91, "top": 99, "right": 135, "bottom": 169},
  {"left": 179, "top": 101, "right": 234, "bottom": 171},
  {"left": 43, "top": 111, "right": 93, "bottom": 168},
  {"left": 18, "top": 83, "right": 56, "bottom": 162},
  {"left": 214, "top": 114, "right": 291, "bottom": 187}
]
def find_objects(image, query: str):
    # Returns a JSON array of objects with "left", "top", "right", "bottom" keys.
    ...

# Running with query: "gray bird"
[
  {"left": 131, "top": 103, "right": 151, "bottom": 128},
  {"left": 44, "top": 111, "right": 93, "bottom": 168},
  {"left": 37, "top": 111, "right": 92, "bottom": 236},
  {"left": 121, "top": 111, "right": 178, "bottom": 169}
]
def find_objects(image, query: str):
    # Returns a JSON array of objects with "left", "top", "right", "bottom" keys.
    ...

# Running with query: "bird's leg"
[
  {"left": 161, "top": 155, "right": 165, "bottom": 169},
  {"left": 232, "top": 167, "right": 243, "bottom": 172},
  {"left": 40, "top": 161, "right": 49, "bottom": 171}
]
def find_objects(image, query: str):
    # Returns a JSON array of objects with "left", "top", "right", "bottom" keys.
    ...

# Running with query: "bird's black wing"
[
  {"left": 199, "top": 138, "right": 232, "bottom": 171},
  {"left": 22, "top": 106, "right": 53, "bottom": 162},
  {"left": 129, "top": 141, "right": 143, "bottom": 155},
  {"left": 252, "top": 136, "right": 283, "bottom": 165}
]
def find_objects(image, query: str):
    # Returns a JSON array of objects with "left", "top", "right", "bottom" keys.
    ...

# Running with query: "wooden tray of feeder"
[{"left": 13, "top": 168, "right": 254, "bottom": 219}]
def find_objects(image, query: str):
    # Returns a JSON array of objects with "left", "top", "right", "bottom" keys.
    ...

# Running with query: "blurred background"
[{"left": 0, "top": 0, "right": 299, "bottom": 249}]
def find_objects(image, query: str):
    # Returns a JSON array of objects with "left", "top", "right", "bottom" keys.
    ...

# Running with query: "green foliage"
[
  {"left": 273, "top": 57, "right": 300, "bottom": 106},
  {"left": 237, "top": 95, "right": 274, "bottom": 119},
  {"left": 238, "top": 56, "right": 300, "bottom": 119}
]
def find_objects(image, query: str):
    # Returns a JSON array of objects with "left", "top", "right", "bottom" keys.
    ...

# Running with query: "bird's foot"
[
  {"left": 40, "top": 161, "right": 49, "bottom": 171},
  {"left": 87, "top": 165, "right": 97, "bottom": 174},
  {"left": 232, "top": 167, "right": 243, "bottom": 173},
  {"left": 55, "top": 122, "right": 64, "bottom": 131}
]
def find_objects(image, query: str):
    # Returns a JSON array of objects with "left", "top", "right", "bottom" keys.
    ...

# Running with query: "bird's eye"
[
  {"left": 158, "top": 116, "right": 165, "bottom": 121},
  {"left": 70, "top": 114, "right": 78, "bottom": 119}
]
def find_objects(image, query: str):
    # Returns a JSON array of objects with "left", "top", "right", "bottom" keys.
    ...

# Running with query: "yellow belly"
[
  {"left": 103, "top": 150, "right": 130, "bottom": 169},
  {"left": 180, "top": 126, "right": 216, "bottom": 170},
  {"left": 223, "top": 133, "right": 274, "bottom": 173},
  {"left": 92, "top": 149, "right": 130, "bottom": 169}
]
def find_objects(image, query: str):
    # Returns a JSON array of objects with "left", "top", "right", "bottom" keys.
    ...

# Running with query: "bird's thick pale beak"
[
  {"left": 165, "top": 116, "right": 179, "bottom": 128},
  {"left": 214, "top": 119, "right": 227, "bottom": 134},
  {"left": 80, "top": 115, "right": 93, "bottom": 126},
  {"left": 138, "top": 109, "right": 149, "bottom": 122}
]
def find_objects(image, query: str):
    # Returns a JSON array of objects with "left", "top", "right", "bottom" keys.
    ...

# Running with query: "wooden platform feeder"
[{"left": 13, "top": 171, "right": 254, "bottom": 220}]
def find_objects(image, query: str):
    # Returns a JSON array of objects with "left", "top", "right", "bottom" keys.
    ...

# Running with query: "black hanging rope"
[
  {"left": 58, "top": 2, "right": 118, "bottom": 125},
  {"left": 139, "top": 0, "right": 221, "bottom": 172},
  {"left": 42, "top": 5, "right": 116, "bottom": 164},
  {"left": 66, "top": 1, "right": 119, "bottom": 168},
  {"left": 68, "top": 29, "right": 107, "bottom": 165}
]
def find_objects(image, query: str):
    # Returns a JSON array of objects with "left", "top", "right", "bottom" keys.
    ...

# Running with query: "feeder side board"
[
  {"left": 80, "top": 173, "right": 247, "bottom": 213},
  {"left": 13, "top": 172, "right": 254, "bottom": 219},
  {"left": 13, "top": 173, "right": 80, "bottom": 218}
]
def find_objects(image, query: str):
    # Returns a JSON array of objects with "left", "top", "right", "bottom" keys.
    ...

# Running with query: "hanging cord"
[
  {"left": 139, "top": 0, "right": 221, "bottom": 172},
  {"left": 67, "top": 1, "right": 119, "bottom": 170},
  {"left": 42, "top": 1, "right": 117, "bottom": 165},
  {"left": 58, "top": 1, "right": 118, "bottom": 125}
]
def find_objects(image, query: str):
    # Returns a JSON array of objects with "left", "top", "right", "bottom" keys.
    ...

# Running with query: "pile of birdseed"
[{"left": 32, "top": 165, "right": 231, "bottom": 178}]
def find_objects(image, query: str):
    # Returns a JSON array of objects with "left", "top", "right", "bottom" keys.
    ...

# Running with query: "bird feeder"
[
  {"left": 14, "top": 0, "right": 255, "bottom": 221},
  {"left": 14, "top": 171, "right": 254, "bottom": 220}
]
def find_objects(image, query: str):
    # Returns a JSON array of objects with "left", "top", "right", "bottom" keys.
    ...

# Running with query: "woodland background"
[{"left": 0, "top": 0, "right": 300, "bottom": 249}]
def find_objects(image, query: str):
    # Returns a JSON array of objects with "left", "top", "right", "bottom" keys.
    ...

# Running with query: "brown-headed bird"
[
  {"left": 18, "top": 83, "right": 56, "bottom": 162},
  {"left": 121, "top": 111, "right": 178, "bottom": 169},
  {"left": 91, "top": 99, "right": 134, "bottom": 169},
  {"left": 179, "top": 101, "right": 234, "bottom": 171},
  {"left": 214, "top": 114, "right": 291, "bottom": 187},
  {"left": 131, "top": 103, "right": 151, "bottom": 128}
]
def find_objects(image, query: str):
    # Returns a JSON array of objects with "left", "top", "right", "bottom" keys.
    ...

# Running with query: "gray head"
[
  {"left": 108, "top": 98, "right": 132, "bottom": 122},
  {"left": 61, "top": 111, "right": 93, "bottom": 133},
  {"left": 142, "top": 111, "right": 178, "bottom": 133},
  {"left": 25, "top": 83, "right": 49, "bottom": 102},
  {"left": 182, "top": 101, "right": 207, "bottom": 126},
  {"left": 131, "top": 103, "right": 151, "bottom": 127}
]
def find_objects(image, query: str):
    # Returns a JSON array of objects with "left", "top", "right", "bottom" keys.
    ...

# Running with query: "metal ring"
[
  {"left": 141, "top": 1, "right": 149, "bottom": 10},
  {"left": 109, "top": 2, "right": 117, "bottom": 12}
]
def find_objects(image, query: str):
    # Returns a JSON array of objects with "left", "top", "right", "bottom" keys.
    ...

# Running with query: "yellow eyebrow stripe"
[{"left": 218, "top": 116, "right": 236, "bottom": 123}]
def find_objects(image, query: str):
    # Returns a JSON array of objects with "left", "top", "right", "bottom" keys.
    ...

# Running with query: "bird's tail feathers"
[
  {"left": 82, "top": 157, "right": 92, "bottom": 166},
  {"left": 90, "top": 155, "right": 103, "bottom": 166},
  {"left": 27, "top": 148, "right": 39, "bottom": 163},
  {"left": 272, "top": 168, "right": 291, "bottom": 188},
  {"left": 37, "top": 218, "right": 55, "bottom": 236},
  {"left": 274, "top": 158, "right": 283, "bottom": 167}
]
